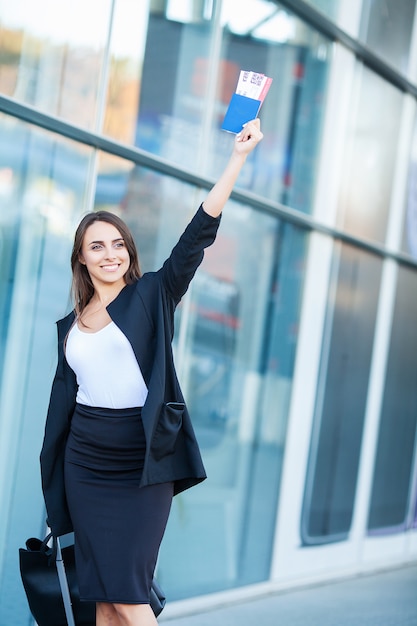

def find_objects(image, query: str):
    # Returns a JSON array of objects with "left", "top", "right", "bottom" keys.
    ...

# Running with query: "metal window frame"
[{"left": 276, "top": 0, "right": 417, "bottom": 98}]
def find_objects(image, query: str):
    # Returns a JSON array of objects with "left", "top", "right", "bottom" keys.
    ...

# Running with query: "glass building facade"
[{"left": 0, "top": 0, "right": 416, "bottom": 623}]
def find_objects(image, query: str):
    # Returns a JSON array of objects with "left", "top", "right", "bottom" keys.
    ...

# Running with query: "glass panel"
[
  {"left": 131, "top": 2, "right": 330, "bottom": 212},
  {"left": 368, "top": 264, "right": 417, "bottom": 532},
  {"left": 359, "top": 0, "right": 416, "bottom": 74},
  {"left": 0, "top": 0, "right": 113, "bottom": 128},
  {"left": 0, "top": 115, "right": 93, "bottom": 625},
  {"left": 301, "top": 242, "right": 383, "bottom": 544},
  {"left": 102, "top": 0, "right": 150, "bottom": 144},
  {"left": 414, "top": 494, "right": 417, "bottom": 527},
  {"left": 402, "top": 115, "right": 417, "bottom": 260},
  {"left": 303, "top": 0, "right": 340, "bottom": 20},
  {"left": 134, "top": 7, "right": 213, "bottom": 163},
  {"left": 337, "top": 66, "right": 403, "bottom": 244},
  {"left": 236, "top": 222, "right": 308, "bottom": 583},
  {"left": 94, "top": 152, "right": 308, "bottom": 597}
]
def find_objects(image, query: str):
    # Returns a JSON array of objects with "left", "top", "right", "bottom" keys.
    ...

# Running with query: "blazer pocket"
[{"left": 151, "top": 402, "right": 185, "bottom": 461}]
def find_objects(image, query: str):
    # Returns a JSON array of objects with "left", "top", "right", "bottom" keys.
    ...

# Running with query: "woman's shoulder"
[
  {"left": 56, "top": 309, "right": 75, "bottom": 328},
  {"left": 108, "top": 277, "right": 156, "bottom": 310}
]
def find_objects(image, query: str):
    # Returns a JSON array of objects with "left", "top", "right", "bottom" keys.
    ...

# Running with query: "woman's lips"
[{"left": 101, "top": 264, "right": 119, "bottom": 272}]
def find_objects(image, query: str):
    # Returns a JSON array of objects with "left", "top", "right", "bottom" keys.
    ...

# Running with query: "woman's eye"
[{"left": 115, "top": 242, "right": 125, "bottom": 248}]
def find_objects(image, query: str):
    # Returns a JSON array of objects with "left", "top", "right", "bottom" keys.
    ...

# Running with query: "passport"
[{"left": 221, "top": 70, "right": 272, "bottom": 134}]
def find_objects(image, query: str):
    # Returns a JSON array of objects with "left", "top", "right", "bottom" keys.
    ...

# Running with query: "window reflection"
[
  {"left": 337, "top": 66, "right": 403, "bottom": 243},
  {"left": 165, "top": 0, "right": 213, "bottom": 22},
  {"left": 402, "top": 116, "right": 417, "bottom": 260},
  {"left": 133, "top": 3, "right": 330, "bottom": 213},
  {"left": 0, "top": 0, "right": 331, "bottom": 216},
  {"left": 301, "top": 242, "right": 382, "bottom": 544},
  {"left": 368, "top": 264, "right": 417, "bottom": 532},
  {"left": 102, "top": 0, "right": 150, "bottom": 143},
  {"left": 303, "top": 0, "right": 339, "bottom": 20},
  {"left": 359, "top": 0, "right": 416, "bottom": 75},
  {"left": 222, "top": 0, "right": 283, "bottom": 38},
  {"left": 0, "top": 0, "right": 113, "bottom": 128},
  {"left": 0, "top": 116, "right": 92, "bottom": 381},
  {"left": 0, "top": 115, "right": 92, "bottom": 625}
]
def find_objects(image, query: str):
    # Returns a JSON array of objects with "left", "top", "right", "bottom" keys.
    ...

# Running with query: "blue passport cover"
[{"left": 221, "top": 93, "right": 262, "bottom": 133}]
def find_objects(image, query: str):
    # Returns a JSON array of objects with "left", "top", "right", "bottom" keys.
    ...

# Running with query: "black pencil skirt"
[{"left": 64, "top": 403, "right": 173, "bottom": 604}]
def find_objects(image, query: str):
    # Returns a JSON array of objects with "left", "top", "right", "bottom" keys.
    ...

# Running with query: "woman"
[{"left": 40, "top": 119, "right": 263, "bottom": 626}]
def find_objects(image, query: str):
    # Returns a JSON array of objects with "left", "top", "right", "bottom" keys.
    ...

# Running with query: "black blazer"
[{"left": 40, "top": 205, "right": 221, "bottom": 537}]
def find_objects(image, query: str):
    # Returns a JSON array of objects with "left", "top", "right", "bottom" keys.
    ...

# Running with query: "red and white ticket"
[{"left": 236, "top": 70, "right": 273, "bottom": 102}]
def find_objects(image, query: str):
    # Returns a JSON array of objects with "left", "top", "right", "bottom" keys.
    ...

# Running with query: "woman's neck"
[{"left": 91, "top": 282, "right": 126, "bottom": 307}]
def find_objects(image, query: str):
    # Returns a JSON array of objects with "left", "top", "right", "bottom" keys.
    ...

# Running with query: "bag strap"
[{"left": 40, "top": 532, "right": 54, "bottom": 553}]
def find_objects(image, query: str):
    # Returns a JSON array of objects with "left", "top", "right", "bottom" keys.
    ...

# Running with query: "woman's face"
[{"left": 79, "top": 220, "right": 130, "bottom": 290}]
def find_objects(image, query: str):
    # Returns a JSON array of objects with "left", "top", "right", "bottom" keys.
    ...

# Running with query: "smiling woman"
[
  {"left": 78, "top": 244, "right": 129, "bottom": 334},
  {"left": 39, "top": 122, "right": 263, "bottom": 626},
  {"left": 1, "top": 1, "right": 416, "bottom": 623},
  {"left": 70, "top": 211, "right": 142, "bottom": 322},
  {"left": 77, "top": 222, "right": 131, "bottom": 328}
]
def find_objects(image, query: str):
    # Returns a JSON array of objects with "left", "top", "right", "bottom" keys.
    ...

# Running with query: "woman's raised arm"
[{"left": 202, "top": 118, "right": 263, "bottom": 218}]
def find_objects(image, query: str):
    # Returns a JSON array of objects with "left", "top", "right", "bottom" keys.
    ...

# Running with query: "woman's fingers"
[{"left": 235, "top": 119, "right": 263, "bottom": 147}]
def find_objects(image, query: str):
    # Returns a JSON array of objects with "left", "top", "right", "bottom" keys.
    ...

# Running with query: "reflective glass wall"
[
  {"left": 302, "top": 243, "right": 383, "bottom": 543},
  {"left": 0, "top": 0, "right": 417, "bottom": 624},
  {"left": 368, "top": 264, "right": 417, "bottom": 532},
  {"left": 0, "top": 119, "right": 94, "bottom": 624}
]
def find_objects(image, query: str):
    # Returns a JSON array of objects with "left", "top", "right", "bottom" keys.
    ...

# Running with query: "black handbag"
[{"left": 19, "top": 533, "right": 166, "bottom": 626}]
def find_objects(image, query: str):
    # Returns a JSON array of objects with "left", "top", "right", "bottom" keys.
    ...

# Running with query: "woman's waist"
[
  {"left": 67, "top": 403, "right": 146, "bottom": 465},
  {"left": 74, "top": 402, "right": 143, "bottom": 419}
]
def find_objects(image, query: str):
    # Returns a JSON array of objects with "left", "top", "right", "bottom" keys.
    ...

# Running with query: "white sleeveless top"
[{"left": 65, "top": 321, "right": 148, "bottom": 409}]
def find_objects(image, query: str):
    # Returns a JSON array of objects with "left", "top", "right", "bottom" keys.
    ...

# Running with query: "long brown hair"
[{"left": 70, "top": 211, "right": 142, "bottom": 317}]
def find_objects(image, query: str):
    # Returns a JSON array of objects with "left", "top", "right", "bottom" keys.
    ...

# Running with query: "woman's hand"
[{"left": 234, "top": 118, "right": 264, "bottom": 156}]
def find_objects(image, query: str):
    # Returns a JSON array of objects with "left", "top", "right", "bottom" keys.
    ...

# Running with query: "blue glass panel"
[
  {"left": 301, "top": 243, "right": 382, "bottom": 543},
  {"left": 0, "top": 116, "right": 92, "bottom": 626},
  {"left": 368, "top": 264, "right": 417, "bottom": 532}
]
